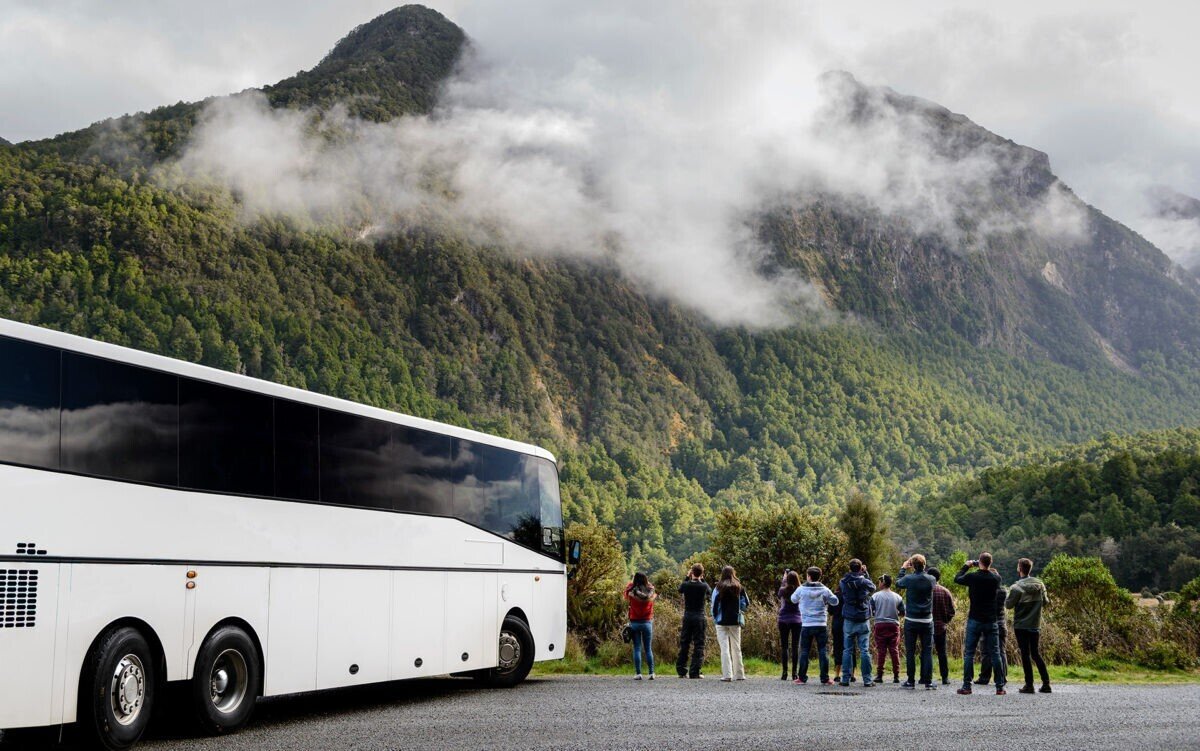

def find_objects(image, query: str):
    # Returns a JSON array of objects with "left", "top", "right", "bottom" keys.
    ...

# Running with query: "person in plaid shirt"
[{"left": 928, "top": 567, "right": 957, "bottom": 686}]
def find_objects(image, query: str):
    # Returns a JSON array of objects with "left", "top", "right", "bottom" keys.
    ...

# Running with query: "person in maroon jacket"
[
  {"left": 623, "top": 572, "right": 657, "bottom": 680},
  {"left": 928, "top": 567, "right": 956, "bottom": 685}
]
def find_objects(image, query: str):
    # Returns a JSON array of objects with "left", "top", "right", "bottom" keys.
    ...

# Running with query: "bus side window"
[
  {"left": 61, "top": 352, "right": 179, "bottom": 486},
  {"left": 180, "top": 378, "right": 273, "bottom": 496},
  {"left": 0, "top": 337, "right": 61, "bottom": 470},
  {"left": 275, "top": 400, "right": 319, "bottom": 501}
]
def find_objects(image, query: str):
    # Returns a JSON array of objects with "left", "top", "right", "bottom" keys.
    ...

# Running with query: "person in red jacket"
[{"left": 624, "top": 572, "right": 658, "bottom": 679}]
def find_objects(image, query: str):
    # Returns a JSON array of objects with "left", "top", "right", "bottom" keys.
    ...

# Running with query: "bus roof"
[{"left": 0, "top": 317, "right": 556, "bottom": 464}]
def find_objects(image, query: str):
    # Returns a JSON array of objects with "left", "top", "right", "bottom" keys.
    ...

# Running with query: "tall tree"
[{"left": 838, "top": 490, "right": 895, "bottom": 576}]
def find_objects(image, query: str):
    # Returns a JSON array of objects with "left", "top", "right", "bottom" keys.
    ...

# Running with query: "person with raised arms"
[
  {"left": 955, "top": 552, "right": 1008, "bottom": 695},
  {"left": 838, "top": 559, "right": 877, "bottom": 687},
  {"left": 897, "top": 554, "right": 938, "bottom": 690},
  {"left": 790, "top": 566, "right": 839, "bottom": 685}
]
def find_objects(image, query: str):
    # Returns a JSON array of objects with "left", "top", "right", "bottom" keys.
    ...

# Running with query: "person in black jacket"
[
  {"left": 896, "top": 554, "right": 937, "bottom": 690},
  {"left": 838, "top": 559, "right": 877, "bottom": 687},
  {"left": 954, "top": 552, "right": 1008, "bottom": 695},
  {"left": 676, "top": 563, "right": 711, "bottom": 679}
]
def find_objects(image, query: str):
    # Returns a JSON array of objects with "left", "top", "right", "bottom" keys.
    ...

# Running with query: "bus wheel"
[
  {"left": 191, "top": 626, "right": 260, "bottom": 735},
  {"left": 79, "top": 626, "right": 156, "bottom": 751},
  {"left": 476, "top": 615, "right": 534, "bottom": 688}
]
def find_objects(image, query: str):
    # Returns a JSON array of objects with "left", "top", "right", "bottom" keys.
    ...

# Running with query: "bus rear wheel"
[
  {"left": 78, "top": 626, "right": 156, "bottom": 751},
  {"left": 191, "top": 626, "right": 260, "bottom": 735},
  {"left": 476, "top": 615, "right": 534, "bottom": 688}
]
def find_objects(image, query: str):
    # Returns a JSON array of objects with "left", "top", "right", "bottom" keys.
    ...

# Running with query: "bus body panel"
[
  {"left": 264, "top": 568, "right": 319, "bottom": 695},
  {"left": 390, "top": 571, "right": 446, "bottom": 679},
  {"left": 0, "top": 563, "right": 59, "bottom": 730},
  {"left": 316, "top": 569, "right": 393, "bottom": 688},
  {"left": 187, "top": 566, "right": 271, "bottom": 680}
]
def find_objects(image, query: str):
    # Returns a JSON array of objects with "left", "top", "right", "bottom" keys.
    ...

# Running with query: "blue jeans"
[
  {"left": 630, "top": 621, "right": 655, "bottom": 674},
  {"left": 963, "top": 618, "right": 1005, "bottom": 688},
  {"left": 904, "top": 620, "right": 934, "bottom": 685},
  {"left": 798, "top": 625, "right": 829, "bottom": 682},
  {"left": 841, "top": 620, "right": 872, "bottom": 683}
]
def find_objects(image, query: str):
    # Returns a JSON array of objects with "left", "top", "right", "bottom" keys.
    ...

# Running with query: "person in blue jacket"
[
  {"left": 838, "top": 559, "right": 877, "bottom": 687},
  {"left": 711, "top": 565, "right": 750, "bottom": 681}
]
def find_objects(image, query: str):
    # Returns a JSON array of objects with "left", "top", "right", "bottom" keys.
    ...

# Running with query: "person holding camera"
[
  {"left": 838, "top": 559, "right": 877, "bottom": 687},
  {"left": 623, "top": 572, "right": 657, "bottom": 680},
  {"left": 790, "top": 566, "right": 839, "bottom": 685},
  {"left": 954, "top": 553, "right": 1007, "bottom": 695},
  {"left": 777, "top": 569, "right": 804, "bottom": 680},
  {"left": 897, "top": 554, "right": 937, "bottom": 689},
  {"left": 712, "top": 565, "right": 750, "bottom": 682},
  {"left": 975, "top": 581, "right": 1009, "bottom": 687},
  {"left": 676, "top": 563, "right": 711, "bottom": 679}
]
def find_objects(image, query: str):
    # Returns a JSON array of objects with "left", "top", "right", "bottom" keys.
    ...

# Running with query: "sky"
[{"left": 2, "top": 1, "right": 1199, "bottom": 297}]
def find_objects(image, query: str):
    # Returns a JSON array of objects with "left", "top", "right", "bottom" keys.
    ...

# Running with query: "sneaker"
[
  {"left": 925, "top": 683, "right": 937, "bottom": 690},
  {"left": 635, "top": 674, "right": 642, "bottom": 681},
  {"left": 996, "top": 688, "right": 1007, "bottom": 696},
  {"left": 821, "top": 679, "right": 835, "bottom": 686},
  {"left": 839, "top": 681, "right": 850, "bottom": 687},
  {"left": 850, "top": 675, "right": 858, "bottom": 683},
  {"left": 648, "top": 673, "right": 655, "bottom": 681},
  {"left": 689, "top": 674, "right": 704, "bottom": 679},
  {"left": 957, "top": 687, "right": 973, "bottom": 695},
  {"left": 901, "top": 680, "right": 916, "bottom": 690},
  {"left": 794, "top": 677, "right": 807, "bottom": 685},
  {"left": 677, "top": 673, "right": 687, "bottom": 679},
  {"left": 720, "top": 678, "right": 732, "bottom": 682},
  {"left": 893, "top": 676, "right": 900, "bottom": 684},
  {"left": 862, "top": 679, "right": 875, "bottom": 687},
  {"left": 874, "top": 675, "right": 884, "bottom": 684},
  {"left": 1039, "top": 685, "right": 1052, "bottom": 694},
  {"left": 942, "top": 678, "right": 951, "bottom": 685},
  {"left": 1019, "top": 685, "right": 1035, "bottom": 694},
  {"left": 735, "top": 677, "right": 746, "bottom": 681},
  {"left": 973, "top": 679, "right": 988, "bottom": 686}
]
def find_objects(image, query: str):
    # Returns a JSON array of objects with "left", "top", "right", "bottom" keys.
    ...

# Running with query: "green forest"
[{"left": 3, "top": 5, "right": 1200, "bottom": 586}]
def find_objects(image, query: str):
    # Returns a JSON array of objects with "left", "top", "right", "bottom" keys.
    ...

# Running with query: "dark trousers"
[
  {"left": 676, "top": 613, "right": 707, "bottom": 677},
  {"left": 798, "top": 625, "right": 830, "bottom": 682},
  {"left": 831, "top": 618, "right": 849, "bottom": 674},
  {"left": 1015, "top": 628, "right": 1051, "bottom": 688},
  {"left": 904, "top": 620, "right": 934, "bottom": 685},
  {"left": 978, "top": 625, "right": 1008, "bottom": 684},
  {"left": 873, "top": 622, "right": 901, "bottom": 678},
  {"left": 778, "top": 622, "right": 801, "bottom": 677},
  {"left": 934, "top": 627, "right": 949, "bottom": 683},
  {"left": 963, "top": 618, "right": 1006, "bottom": 688}
]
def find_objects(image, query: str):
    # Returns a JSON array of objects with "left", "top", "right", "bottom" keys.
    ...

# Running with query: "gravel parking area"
[{"left": 5, "top": 676, "right": 1199, "bottom": 750}]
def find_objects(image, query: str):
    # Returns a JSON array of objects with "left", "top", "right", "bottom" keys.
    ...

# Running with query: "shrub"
[
  {"left": 1041, "top": 554, "right": 1146, "bottom": 655},
  {"left": 566, "top": 522, "right": 628, "bottom": 650},
  {"left": 1134, "top": 640, "right": 1195, "bottom": 670}
]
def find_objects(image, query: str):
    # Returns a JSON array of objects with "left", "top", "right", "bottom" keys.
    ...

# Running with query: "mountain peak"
[{"left": 264, "top": 5, "right": 466, "bottom": 121}]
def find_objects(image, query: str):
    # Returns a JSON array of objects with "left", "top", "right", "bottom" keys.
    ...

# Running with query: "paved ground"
[{"left": 5, "top": 676, "right": 1200, "bottom": 750}]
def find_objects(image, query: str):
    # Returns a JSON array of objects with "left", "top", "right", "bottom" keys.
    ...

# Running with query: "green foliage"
[
  {"left": 838, "top": 490, "right": 895, "bottom": 575},
  {"left": 1134, "top": 640, "right": 1195, "bottom": 670},
  {"left": 1041, "top": 555, "right": 1144, "bottom": 654},
  {"left": 564, "top": 523, "right": 626, "bottom": 643},
  {"left": 705, "top": 507, "right": 849, "bottom": 601}
]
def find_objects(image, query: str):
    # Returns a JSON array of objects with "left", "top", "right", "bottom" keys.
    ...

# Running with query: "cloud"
[{"left": 172, "top": 2, "right": 1090, "bottom": 327}]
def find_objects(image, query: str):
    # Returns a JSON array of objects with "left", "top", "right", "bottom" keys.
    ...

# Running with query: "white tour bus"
[{"left": 0, "top": 317, "right": 574, "bottom": 749}]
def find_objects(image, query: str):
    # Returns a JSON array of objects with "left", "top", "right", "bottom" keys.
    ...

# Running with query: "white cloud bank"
[{"left": 174, "top": 2, "right": 1088, "bottom": 326}]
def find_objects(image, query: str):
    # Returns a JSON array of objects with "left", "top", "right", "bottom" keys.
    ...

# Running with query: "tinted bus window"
[
  {"left": 0, "top": 337, "right": 60, "bottom": 469},
  {"left": 454, "top": 439, "right": 540, "bottom": 546},
  {"left": 180, "top": 378, "right": 273, "bottom": 496},
  {"left": 538, "top": 459, "right": 565, "bottom": 561},
  {"left": 61, "top": 353, "right": 178, "bottom": 485},
  {"left": 319, "top": 409, "right": 397, "bottom": 510},
  {"left": 392, "top": 425, "right": 452, "bottom": 515},
  {"left": 275, "top": 399, "right": 318, "bottom": 501}
]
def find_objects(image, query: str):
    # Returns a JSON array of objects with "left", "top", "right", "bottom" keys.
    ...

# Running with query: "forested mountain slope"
[{"left": 3, "top": 5, "right": 1200, "bottom": 570}]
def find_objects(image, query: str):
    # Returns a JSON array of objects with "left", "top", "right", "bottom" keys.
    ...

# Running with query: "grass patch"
[{"left": 534, "top": 655, "right": 1200, "bottom": 684}]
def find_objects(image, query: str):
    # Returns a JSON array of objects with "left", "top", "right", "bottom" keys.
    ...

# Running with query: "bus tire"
[
  {"left": 476, "top": 615, "right": 534, "bottom": 688},
  {"left": 78, "top": 626, "right": 157, "bottom": 751},
  {"left": 191, "top": 626, "right": 260, "bottom": 735}
]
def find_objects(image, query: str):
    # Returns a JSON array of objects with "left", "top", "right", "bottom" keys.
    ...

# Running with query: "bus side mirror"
[{"left": 567, "top": 540, "right": 582, "bottom": 565}]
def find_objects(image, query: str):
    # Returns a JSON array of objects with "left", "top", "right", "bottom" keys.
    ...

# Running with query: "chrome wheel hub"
[
  {"left": 497, "top": 631, "right": 521, "bottom": 673},
  {"left": 110, "top": 655, "right": 146, "bottom": 726},
  {"left": 209, "top": 649, "right": 249, "bottom": 714}
]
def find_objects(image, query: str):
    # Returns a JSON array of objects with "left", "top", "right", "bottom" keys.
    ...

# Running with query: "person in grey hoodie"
[
  {"left": 1006, "top": 557, "right": 1052, "bottom": 694},
  {"left": 790, "top": 566, "right": 840, "bottom": 684}
]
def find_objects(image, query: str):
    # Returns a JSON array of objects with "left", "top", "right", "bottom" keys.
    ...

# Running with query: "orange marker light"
[
  {"left": 186, "top": 581, "right": 196, "bottom": 590},
  {"left": 186, "top": 570, "right": 197, "bottom": 579}
]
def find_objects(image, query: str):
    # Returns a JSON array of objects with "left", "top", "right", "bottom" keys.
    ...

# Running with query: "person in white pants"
[{"left": 711, "top": 565, "right": 749, "bottom": 681}]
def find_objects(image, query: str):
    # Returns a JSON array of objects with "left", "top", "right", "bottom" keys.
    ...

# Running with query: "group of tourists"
[{"left": 622, "top": 553, "right": 1053, "bottom": 695}]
